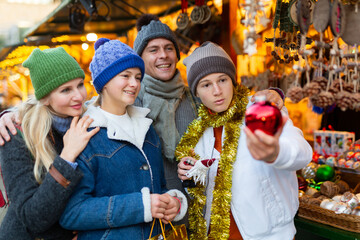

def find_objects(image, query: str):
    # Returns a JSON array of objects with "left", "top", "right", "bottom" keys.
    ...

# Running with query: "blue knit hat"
[{"left": 90, "top": 38, "right": 145, "bottom": 93}]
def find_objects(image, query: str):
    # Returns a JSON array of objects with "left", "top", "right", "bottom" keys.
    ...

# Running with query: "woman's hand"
[
  {"left": 0, "top": 111, "right": 20, "bottom": 146},
  {"left": 161, "top": 193, "right": 180, "bottom": 224},
  {"left": 177, "top": 157, "right": 197, "bottom": 180},
  {"left": 60, "top": 116, "right": 99, "bottom": 162},
  {"left": 244, "top": 116, "right": 287, "bottom": 163}
]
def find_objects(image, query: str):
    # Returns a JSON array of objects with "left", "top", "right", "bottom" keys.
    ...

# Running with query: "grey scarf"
[{"left": 138, "top": 70, "right": 185, "bottom": 162}]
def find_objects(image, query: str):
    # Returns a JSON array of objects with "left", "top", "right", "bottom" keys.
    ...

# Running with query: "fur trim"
[
  {"left": 141, "top": 187, "right": 152, "bottom": 222},
  {"left": 166, "top": 189, "right": 188, "bottom": 222},
  {"left": 85, "top": 105, "right": 150, "bottom": 128},
  {"left": 84, "top": 105, "right": 152, "bottom": 149}
]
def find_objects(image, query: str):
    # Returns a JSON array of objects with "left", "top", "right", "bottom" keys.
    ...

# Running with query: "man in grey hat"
[{"left": 132, "top": 14, "right": 199, "bottom": 195}]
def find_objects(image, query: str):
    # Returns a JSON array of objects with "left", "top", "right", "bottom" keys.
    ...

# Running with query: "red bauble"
[
  {"left": 297, "top": 175, "right": 308, "bottom": 191},
  {"left": 245, "top": 100, "right": 282, "bottom": 135}
]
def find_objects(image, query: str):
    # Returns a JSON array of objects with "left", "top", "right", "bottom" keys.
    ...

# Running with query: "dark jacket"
[{"left": 0, "top": 128, "right": 83, "bottom": 240}]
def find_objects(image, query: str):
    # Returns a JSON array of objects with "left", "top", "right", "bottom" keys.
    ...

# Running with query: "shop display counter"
[{"left": 295, "top": 216, "right": 360, "bottom": 240}]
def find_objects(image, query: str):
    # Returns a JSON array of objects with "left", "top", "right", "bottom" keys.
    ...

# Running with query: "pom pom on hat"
[
  {"left": 23, "top": 47, "right": 85, "bottom": 100},
  {"left": 94, "top": 38, "right": 110, "bottom": 50},
  {"left": 90, "top": 38, "right": 145, "bottom": 93},
  {"left": 136, "top": 14, "right": 159, "bottom": 31}
]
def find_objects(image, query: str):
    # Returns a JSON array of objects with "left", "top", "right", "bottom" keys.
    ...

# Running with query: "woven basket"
[{"left": 298, "top": 202, "right": 360, "bottom": 233}]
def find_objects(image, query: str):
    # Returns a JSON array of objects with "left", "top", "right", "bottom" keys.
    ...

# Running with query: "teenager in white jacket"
[{"left": 176, "top": 41, "right": 312, "bottom": 240}]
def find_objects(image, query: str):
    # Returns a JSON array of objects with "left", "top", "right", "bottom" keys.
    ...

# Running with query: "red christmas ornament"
[
  {"left": 297, "top": 175, "right": 308, "bottom": 191},
  {"left": 245, "top": 98, "right": 283, "bottom": 135}
]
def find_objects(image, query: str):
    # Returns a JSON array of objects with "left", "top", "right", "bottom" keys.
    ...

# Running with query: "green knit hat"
[{"left": 23, "top": 47, "right": 85, "bottom": 100}]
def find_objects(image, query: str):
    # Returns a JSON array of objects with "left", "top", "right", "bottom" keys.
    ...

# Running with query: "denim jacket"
[{"left": 60, "top": 106, "right": 187, "bottom": 240}]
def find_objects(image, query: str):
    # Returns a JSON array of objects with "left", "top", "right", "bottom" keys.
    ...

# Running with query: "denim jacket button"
[{"left": 140, "top": 164, "right": 149, "bottom": 170}]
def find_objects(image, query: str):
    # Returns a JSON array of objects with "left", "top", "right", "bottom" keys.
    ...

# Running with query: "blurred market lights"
[
  {"left": 86, "top": 33, "right": 98, "bottom": 42},
  {"left": 24, "top": 69, "right": 30, "bottom": 76},
  {"left": 82, "top": 43, "right": 89, "bottom": 51},
  {"left": 9, "top": 74, "right": 20, "bottom": 81}
]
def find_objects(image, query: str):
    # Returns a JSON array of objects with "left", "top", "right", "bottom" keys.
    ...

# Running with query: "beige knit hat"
[{"left": 183, "top": 41, "right": 236, "bottom": 95}]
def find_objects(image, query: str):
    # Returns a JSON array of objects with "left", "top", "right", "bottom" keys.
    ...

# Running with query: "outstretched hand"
[
  {"left": 251, "top": 89, "right": 284, "bottom": 110},
  {"left": 244, "top": 116, "right": 288, "bottom": 163}
]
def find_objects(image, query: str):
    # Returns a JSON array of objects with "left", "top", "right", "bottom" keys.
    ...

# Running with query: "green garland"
[{"left": 175, "top": 85, "right": 249, "bottom": 239}]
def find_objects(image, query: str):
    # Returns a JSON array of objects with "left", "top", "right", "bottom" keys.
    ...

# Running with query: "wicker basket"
[{"left": 298, "top": 202, "right": 360, "bottom": 233}]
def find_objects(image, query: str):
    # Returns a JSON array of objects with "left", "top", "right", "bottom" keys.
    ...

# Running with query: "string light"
[
  {"left": 86, "top": 33, "right": 98, "bottom": 42},
  {"left": 82, "top": 43, "right": 89, "bottom": 50}
]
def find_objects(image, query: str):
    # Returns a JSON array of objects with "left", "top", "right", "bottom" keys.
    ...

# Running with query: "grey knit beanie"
[
  {"left": 183, "top": 41, "right": 237, "bottom": 95},
  {"left": 133, "top": 19, "right": 180, "bottom": 60}
]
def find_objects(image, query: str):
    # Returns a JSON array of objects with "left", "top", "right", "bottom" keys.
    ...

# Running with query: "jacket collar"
[{"left": 84, "top": 105, "right": 153, "bottom": 149}]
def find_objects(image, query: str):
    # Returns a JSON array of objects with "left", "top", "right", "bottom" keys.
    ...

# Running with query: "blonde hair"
[
  {"left": 92, "top": 95, "right": 101, "bottom": 107},
  {"left": 18, "top": 96, "right": 56, "bottom": 183}
]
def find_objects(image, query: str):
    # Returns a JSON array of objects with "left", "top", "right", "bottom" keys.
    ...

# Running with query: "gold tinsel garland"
[{"left": 175, "top": 85, "right": 249, "bottom": 239}]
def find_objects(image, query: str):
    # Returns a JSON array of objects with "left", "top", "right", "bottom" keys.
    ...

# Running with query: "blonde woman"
[{"left": 0, "top": 47, "right": 99, "bottom": 240}]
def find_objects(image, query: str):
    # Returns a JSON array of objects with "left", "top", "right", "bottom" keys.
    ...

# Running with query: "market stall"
[
  {"left": 0, "top": 0, "right": 360, "bottom": 237},
  {"left": 264, "top": 0, "right": 360, "bottom": 237}
]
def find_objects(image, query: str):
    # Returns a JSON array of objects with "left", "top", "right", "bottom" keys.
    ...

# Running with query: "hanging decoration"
[
  {"left": 176, "top": 0, "right": 211, "bottom": 30},
  {"left": 190, "top": 0, "right": 211, "bottom": 24},
  {"left": 312, "top": 0, "right": 330, "bottom": 75},
  {"left": 306, "top": 0, "right": 360, "bottom": 112},
  {"left": 241, "top": 0, "right": 270, "bottom": 56},
  {"left": 285, "top": 0, "right": 315, "bottom": 103},
  {"left": 297, "top": 0, "right": 314, "bottom": 35},
  {"left": 190, "top": 0, "right": 205, "bottom": 24},
  {"left": 267, "top": 0, "right": 308, "bottom": 64},
  {"left": 341, "top": 0, "right": 359, "bottom": 12},
  {"left": 200, "top": 2, "right": 212, "bottom": 24},
  {"left": 287, "top": 60, "right": 305, "bottom": 103},
  {"left": 176, "top": 0, "right": 190, "bottom": 30},
  {"left": 341, "top": 4, "right": 360, "bottom": 45},
  {"left": 306, "top": 0, "right": 333, "bottom": 108}
]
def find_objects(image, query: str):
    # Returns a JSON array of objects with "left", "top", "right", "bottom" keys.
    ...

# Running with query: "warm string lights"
[{"left": 0, "top": 33, "right": 99, "bottom": 105}]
